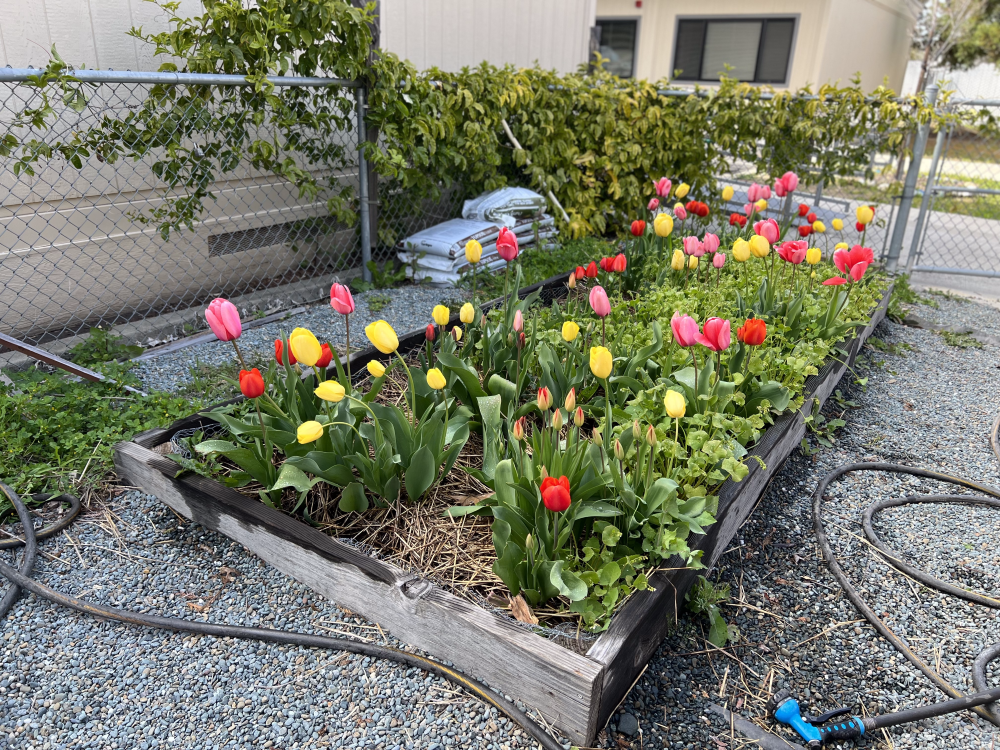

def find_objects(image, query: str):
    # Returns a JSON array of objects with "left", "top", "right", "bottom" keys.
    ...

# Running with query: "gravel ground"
[
  {"left": 3, "top": 293, "right": 1000, "bottom": 750},
  {"left": 134, "top": 286, "right": 468, "bottom": 393}
]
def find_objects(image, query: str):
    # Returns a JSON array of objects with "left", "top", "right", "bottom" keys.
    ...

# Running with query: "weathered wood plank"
[
  {"left": 585, "top": 286, "right": 892, "bottom": 730},
  {"left": 113, "top": 440, "right": 603, "bottom": 744}
]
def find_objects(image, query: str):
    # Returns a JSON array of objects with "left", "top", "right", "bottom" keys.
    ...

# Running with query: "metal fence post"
[
  {"left": 885, "top": 85, "right": 938, "bottom": 273},
  {"left": 356, "top": 85, "right": 372, "bottom": 283},
  {"left": 905, "top": 118, "right": 948, "bottom": 274}
]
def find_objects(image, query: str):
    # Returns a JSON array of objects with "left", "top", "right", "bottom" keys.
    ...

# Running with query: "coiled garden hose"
[
  {"left": 806, "top": 412, "right": 1000, "bottom": 733},
  {"left": 0, "top": 481, "right": 565, "bottom": 750}
]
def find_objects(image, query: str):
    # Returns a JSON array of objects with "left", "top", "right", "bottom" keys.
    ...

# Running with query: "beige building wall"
[
  {"left": 380, "top": 0, "right": 597, "bottom": 73},
  {"left": 595, "top": 0, "right": 915, "bottom": 92}
]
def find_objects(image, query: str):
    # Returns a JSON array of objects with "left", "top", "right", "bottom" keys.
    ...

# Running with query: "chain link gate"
[
  {"left": 0, "top": 69, "right": 371, "bottom": 350},
  {"left": 904, "top": 98, "right": 1000, "bottom": 279}
]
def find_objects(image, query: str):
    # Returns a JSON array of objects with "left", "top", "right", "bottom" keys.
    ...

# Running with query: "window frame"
[
  {"left": 671, "top": 15, "right": 799, "bottom": 86},
  {"left": 595, "top": 16, "right": 642, "bottom": 79}
]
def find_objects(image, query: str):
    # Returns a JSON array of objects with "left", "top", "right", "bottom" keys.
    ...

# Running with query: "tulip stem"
[
  {"left": 344, "top": 315, "right": 352, "bottom": 388},
  {"left": 601, "top": 317, "right": 606, "bottom": 348},
  {"left": 603, "top": 377, "right": 613, "bottom": 449},
  {"left": 553, "top": 510, "right": 561, "bottom": 557},
  {"left": 395, "top": 351, "right": 417, "bottom": 429},
  {"left": 254, "top": 399, "right": 270, "bottom": 466},
  {"left": 472, "top": 261, "right": 477, "bottom": 308},
  {"left": 691, "top": 348, "right": 699, "bottom": 397},
  {"left": 231, "top": 340, "right": 248, "bottom": 370}
]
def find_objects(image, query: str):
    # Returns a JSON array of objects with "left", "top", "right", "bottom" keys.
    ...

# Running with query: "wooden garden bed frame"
[{"left": 114, "top": 277, "right": 891, "bottom": 745}]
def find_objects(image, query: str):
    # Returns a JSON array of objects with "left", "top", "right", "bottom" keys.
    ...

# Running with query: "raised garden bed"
[{"left": 114, "top": 273, "right": 891, "bottom": 745}]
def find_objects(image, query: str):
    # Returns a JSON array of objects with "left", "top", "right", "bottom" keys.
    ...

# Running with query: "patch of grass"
[
  {"left": 366, "top": 292, "right": 392, "bottom": 315},
  {"left": 939, "top": 330, "right": 983, "bottom": 348},
  {"left": 867, "top": 337, "right": 913, "bottom": 355},
  {"left": 888, "top": 273, "right": 937, "bottom": 322},
  {"left": 66, "top": 327, "right": 144, "bottom": 366},
  {"left": 926, "top": 288, "right": 969, "bottom": 304},
  {"left": 178, "top": 359, "right": 246, "bottom": 401}
]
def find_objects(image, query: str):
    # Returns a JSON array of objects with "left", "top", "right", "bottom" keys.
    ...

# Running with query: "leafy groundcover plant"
[{"left": 182, "top": 174, "right": 887, "bottom": 635}]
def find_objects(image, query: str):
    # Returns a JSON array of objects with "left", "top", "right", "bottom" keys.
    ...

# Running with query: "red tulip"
[
  {"left": 798, "top": 203, "right": 809, "bottom": 217},
  {"left": 239, "top": 368, "right": 265, "bottom": 399},
  {"left": 599, "top": 256, "right": 614, "bottom": 272},
  {"left": 630, "top": 220, "right": 646, "bottom": 237},
  {"left": 316, "top": 343, "right": 334, "bottom": 368},
  {"left": 855, "top": 221, "right": 866, "bottom": 232},
  {"left": 850, "top": 262, "right": 870, "bottom": 281},
  {"left": 584, "top": 261, "right": 599, "bottom": 278},
  {"left": 823, "top": 277, "right": 848, "bottom": 285},
  {"left": 425, "top": 323, "right": 436, "bottom": 341},
  {"left": 798, "top": 225, "right": 813, "bottom": 237},
  {"left": 611, "top": 253, "right": 627, "bottom": 273},
  {"left": 275, "top": 339, "right": 296, "bottom": 365},
  {"left": 205, "top": 298, "right": 241, "bottom": 342},
  {"left": 737, "top": 318, "right": 767, "bottom": 346},
  {"left": 329, "top": 283, "right": 355, "bottom": 315},
  {"left": 729, "top": 213, "right": 746, "bottom": 227},
  {"left": 575, "top": 265, "right": 586, "bottom": 280},
  {"left": 806, "top": 212, "right": 817, "bottom": 224},
  {"left": 540, "top": 475, "right": 571, "bottom": 513},
  {"left": 696, "top": 317, "right": 731, "bottom": 352},
  {"left": 833, "top": 245, "right": 874, "bottom": 274},
  {"left": 589, "top": 285, "right": 611, "bottom": 317},
  {"left": 497, "top": 227, "right": 519, "bottom": 262}
]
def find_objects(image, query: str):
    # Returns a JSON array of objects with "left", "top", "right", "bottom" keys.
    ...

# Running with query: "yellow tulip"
[
  {"left": 671, "top": 249, "right": 685, "bottom": 270},
  {"left": 297, "top": 420, "right": 324, "bottom": 444},
  {"left": 365, "top": 320, "right": 399, "bottom": 354},
  {"left": 688, "top": 255, "right": 698, "bottom": 270},
  {"left": 749, "top": 235, "right": 770, "bottom": 258},
  {"left": 460, "top": 303, "right": 475, "bottom": 324},
  {"left": 315, "top": 380, "right": 346, "bottom": 403},
  {"left": 432, "top": 304, "right": 450, "bottom": 326},
  {"left": 589, "top": 346, "right": 613, "bottom": 379},
  {"left": 806, "top": 247, "right": 822, "bottom": 265},
  {"left": 426, "top": 367, "right": 447, "bottom": 390},
  {"left": 465, "top": 239, "right": 482, "bottom": 264},
  {"left": 289, "top": 327, "right": 321, "bottom": 367},
  {"left": 562, "top": 321, "right": 580, "bottom": 342},
  {"left": 721, "top": 185, "right": 734, "bottom": 201},
  {"left": 755, "top": 198, "right": 768, "bottom": 211},
  {"left": 674, "top": 183, "right": 690, "bottom": 199},
  {"left": 732, "top": 238, "right": 751, "bottom": 262},
  {"left": 832, "top": 218, "right": 844, "bottom": 231},
  {"left": 856, "top": 205, "right": 874, "bottom": 225},
  {"left": 663, "top": 390, "right": 686, "bottom": 419},
  {"left": 654, "top": 213, "right": 674, "bottom": 237},
  {"left": 812, "top": 220, "right": 826, "bottom": 233},
  {"left": 835, "top": 242, "right": 849, "bottom": 251},
  {"left": 367, "top": 360, "right": 386, "bottom": 378},
  {"left": 452, "top": 326, "right": 463, "bottom": 342}
]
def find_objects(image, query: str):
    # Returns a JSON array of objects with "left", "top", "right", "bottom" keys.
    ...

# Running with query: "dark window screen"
[
  {"left": 673, "top": 17, "right": 795, "bottom": 83},
  {"left": 597, "top": 19, "right": 638, "bottom": 78}
]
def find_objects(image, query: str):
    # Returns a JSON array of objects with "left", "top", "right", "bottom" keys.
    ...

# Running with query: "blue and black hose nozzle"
[{"left": 769, "top": 689, "right": 869, "bottom": 747}]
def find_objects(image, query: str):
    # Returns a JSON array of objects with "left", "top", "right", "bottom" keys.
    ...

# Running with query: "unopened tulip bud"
[
  {"left": 574, "top": 407, "right": 584, "bottom": 427},
  {"left": 516, "top": 331, "right": 526, "bottom": 349},
  {"left": 537, "top": 387, "right": 552, "bottom": 411},
  {"left": 524, "top": 533, "right": 533, "bottom": 552},
  {"left": 513, "top": 416, "right": 526, "bottom": 441},
  {"left": 507, "top": 332, "right": 514, "bottom": 346},
  {"left": 565, "top": 388, "right": 576, "bottom": 412},
  {"left": 688, "top": 255, "right": 698, "bottom": 270},
  {"left": 646, "top": 424, "right": 657, "bottom": 448},
  {"left": 567, "top": 274, "right": 577, "bottom": 289},
  {"left": 513, "top": 309, "right": 524, "bottom": 333},
  {"left": 425, "top": 324, "right": 436, "bottom": 341},
  {"left": 633, "top": 420, "right": 642, "bottom": 441},
  {"left": 539, "top": 466, "right": 549, "bottom": 480},
  {"left": 593, "top": 428, "right": 603, "bottom": 446},
  {"left": 552, "top": 409, "right": 564, "bottom": 431},
  {"left": 614, "top": 439, "right": 625, "bottom": 461}
]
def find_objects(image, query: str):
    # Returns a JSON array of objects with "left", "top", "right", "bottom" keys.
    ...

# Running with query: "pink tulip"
[
  {"left": 713, "top": 253, "right": 726, "bottom": 269},
  {"left": 648, "top": 198, "right": 659, "bottom": 211},
  {"left": 773, "top": 179, "right": 787, "bottom": 198},
  {"left": 747, "top": 183, "right": 764, "bottom": 203},
  {"left": 670, "top": 312, "right": 700, "bottom": 348},
  {"left": 654, "top": 177, "right": 672, "bottom": 197},
  {"left": 674, "top": 204, "right": 688, "bottom": 221},
  {"left": 513, "top": 309, "right": 524, "bottom": 332},
  {"left": 823, "top": 277, "right": 848, "bottom": 286},
  {"left": 743, "top": 203, "right": 754, "bottom": 215},
  {"left": 760, "top": 185, "right": 772, "bottom": 200},
  {"left": 497, "top": 227, "right": 519, "bottom": 262},
  {"left": 781, "top": 171, "right": 799, "bottom": 192},
  {"left": 205, "top": 298, "right": 241, "bottom": 342},
  {"left": 834, "top": 245, "right": 875, "bottom": 274},
  {"left": 850, "top": 261, "right": 870, "bottom": 281},
  {"left": 697, "top": 317, "right": 731, "bottom": 352},
  {"left": 589, "top": 285, "right": 611, "bottom": 318},
  {"left": 776, "top": 240, "right": 808, "bottom": 265},
  {"left": 702, "top": 233, "right": 720, "bottom": 254},
  {"left": 682, "top": 236, "right": 704, "bottom": 257},
  {"left": 330, "top": 283, "right": 355, "bottom": 315},
  {"left": 753, "top": 218, "right": 780, "bottom": 244}
]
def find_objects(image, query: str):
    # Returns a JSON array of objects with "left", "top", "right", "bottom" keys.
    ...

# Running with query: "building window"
[
  {"left": 596, "top": 19, "right": 638, "bottom": 78},
  {"left": 673, "top": 17, "right": 795, "bottom": 84}
]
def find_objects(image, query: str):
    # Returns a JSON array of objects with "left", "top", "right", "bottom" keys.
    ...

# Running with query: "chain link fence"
[
  {"left": 904, "top": 99, "right": 1000, "bottom": 278},
  {"left": 0, "top": 70, "right": 372, "bottom": 349}
]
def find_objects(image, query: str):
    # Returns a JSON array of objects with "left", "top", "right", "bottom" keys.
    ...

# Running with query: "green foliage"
[
  {"left": 351, "top": 260, "right": 407, "bottom": 292},
  {"left": 939, "top": 329, "right": 984, "bottom": 348},
  {"left": 686, "top": 575, "right": 738, "bottom": 647},
  {"left": 888, "top": 273, "right": 937, "bottom": 322},
  {"left": 66, "top": 327, "right": 144, "bottom": 366},
  {"left": 365, "top": 292, "right": 392, "bottom": 314},
  {"left": 0, "top": 364, "right": 201, "bottom": 518}
]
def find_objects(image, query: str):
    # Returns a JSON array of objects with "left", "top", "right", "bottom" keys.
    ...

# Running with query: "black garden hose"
[
  {"left": 811, "top": 414, "right": 1000, "bottom": 729},
  {"left": 0, "top": 481, "right": 565, "bottom": 750}
]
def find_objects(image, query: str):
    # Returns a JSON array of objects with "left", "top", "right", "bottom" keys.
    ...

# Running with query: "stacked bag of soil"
[{"left": 397, "top": 187, "right": 557, "bottom": 285}]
